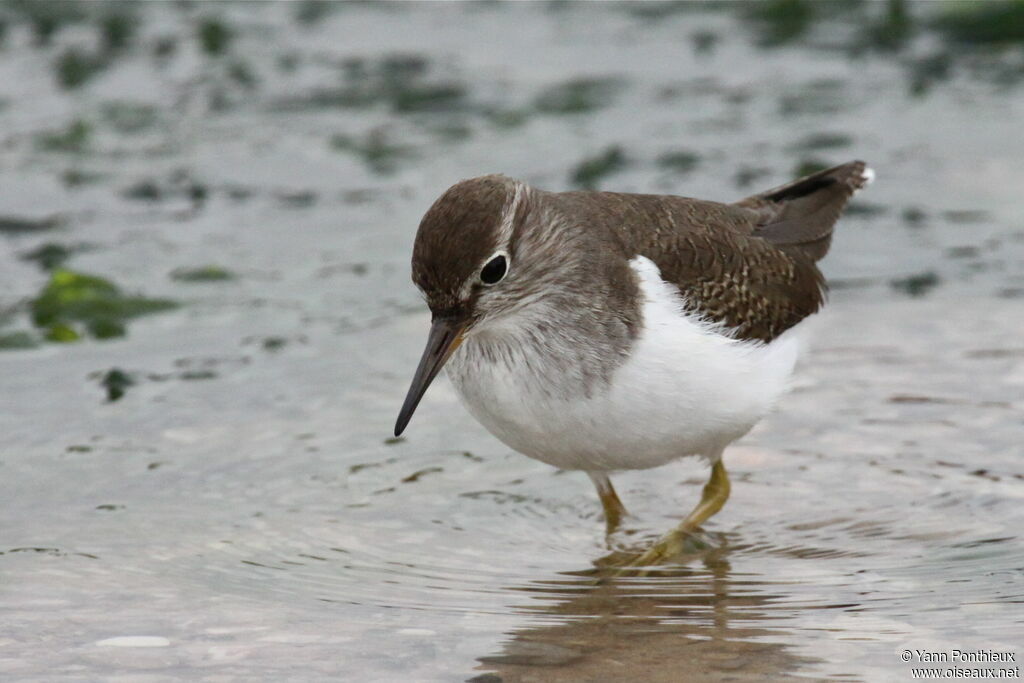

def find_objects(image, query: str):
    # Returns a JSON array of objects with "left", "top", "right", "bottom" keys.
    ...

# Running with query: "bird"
[{"left": 394, "top": 160, "right": 873, "bottom": 566}]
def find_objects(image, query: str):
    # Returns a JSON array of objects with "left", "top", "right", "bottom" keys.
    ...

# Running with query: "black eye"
[{"left": 480, "top": 254, "right": 508, "bottom": 284}]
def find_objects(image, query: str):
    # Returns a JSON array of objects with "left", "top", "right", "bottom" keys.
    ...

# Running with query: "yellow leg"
[
  {"left": 588, "top": 472, "right": 628, "bottom": 535},
  {"left": 627, "top": 459, "right": 731, "bottom": 568}
]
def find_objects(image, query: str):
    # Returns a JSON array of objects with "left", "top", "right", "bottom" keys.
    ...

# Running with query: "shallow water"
[{"left": 1, "top": 2, "right": 1022, "bottom": 681}]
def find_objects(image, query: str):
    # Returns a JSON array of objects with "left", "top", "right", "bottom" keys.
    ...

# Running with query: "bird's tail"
[{"left": 734, "top": 160, "right": 874, "bottom": 262}]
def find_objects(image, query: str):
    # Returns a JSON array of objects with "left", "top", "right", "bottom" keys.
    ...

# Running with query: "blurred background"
[{"left": 0, "top": 1, "right": 1021, "bottom": 680}]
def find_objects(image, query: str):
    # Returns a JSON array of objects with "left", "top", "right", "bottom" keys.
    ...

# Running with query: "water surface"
[{"left": 0, "top": 3, "right": 1022, "bottom": 680}]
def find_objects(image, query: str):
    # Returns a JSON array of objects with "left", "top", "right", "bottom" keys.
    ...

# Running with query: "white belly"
[{"left": 447, "top": 256, "right": 803, "bottom": 472}]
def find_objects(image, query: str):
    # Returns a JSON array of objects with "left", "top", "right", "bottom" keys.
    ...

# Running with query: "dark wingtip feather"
[
  {"left": 755, "top": 160, "right": 871, "bottom": 203},
  {"left": 736, "top": 160, "right": 872, "bottom": 262}
]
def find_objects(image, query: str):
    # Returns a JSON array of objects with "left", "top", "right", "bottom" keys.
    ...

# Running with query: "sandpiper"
[{"left": 395, "top": 161, "right": 872, "bottom": 565}]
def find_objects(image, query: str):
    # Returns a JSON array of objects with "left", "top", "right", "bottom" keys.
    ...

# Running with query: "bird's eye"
[{"left": 480, "top": 254, "right": 508, "bottom": 285}]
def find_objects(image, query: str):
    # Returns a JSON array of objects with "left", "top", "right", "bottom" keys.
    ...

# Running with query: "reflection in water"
[{"left": 472, "top": 541, "right": 818, "bottom": 682}]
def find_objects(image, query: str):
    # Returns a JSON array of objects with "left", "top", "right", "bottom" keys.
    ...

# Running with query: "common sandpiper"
[{"left": 394, "top": 160, "right": 873, "bottom": 566}]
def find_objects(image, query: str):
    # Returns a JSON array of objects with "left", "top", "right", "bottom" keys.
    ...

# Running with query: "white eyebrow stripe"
[
  {"left": 456, "top": 182, "right": 523, "bottom": 300},
  {"left": 495, "top": 181, "right": 526, "bottom": 248}
]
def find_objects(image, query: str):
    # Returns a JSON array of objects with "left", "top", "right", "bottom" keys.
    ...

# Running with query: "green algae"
[
  {"left": 294, "top": 0, "right": 334, "bottom": 26},
  {"left": 933, "top": 1, "right": 1024, "bottom": 45},
  {"left": 101, "top": 101, "right": 158, "bottom": 134},
  {"left": 30, "top": 269, "right": 178, "bottom": 343},
  {"left": 20, "top": 243, "right": 85, "bottom": 271},
  {"left": 570, "top": 146, "right": 629, "bottom": 190},
  {"left": 657, "top": 150, "right": 702, "bottom": 175},
  {"left": 121, "top": 173, "right": 209, "bottom": 205},
  {"left": 7, "top": 0, "right": 86, "bottom": 46},
  {"left": 99, "top": 9, "right": 137, "bottom": 54},
  {"left": 0, "top": 331, "right": 39, "bottom": 351},
  {"left": 746, "top": 0, "right": 814, "bottom": 47},
  {"left": 198, "top": 18, "right": 232, "bottom": 56},
  {"left": 62, "top": 169, "right": 106, "bottom": 189},
  {"left": 779, "top": 80, "right": 847, "bottom": 116},
  {"left": 861, "top": 0, "right": 914, "bottom": 52},
  {"left": 483, "top": 107, "right": 528, "bottom": 129},
  {"left": 45, "top": 323, "right": 80, "bottom": 343},
  {"left": 36, "top": 120, "right": 91, "bottom": 153},
  {"left": 330, "top": 130, "right": 415, "bottom": 175},
  {"left": 55, "top": 48, "right": 107, "bottom": 89},
  {"left": 228, "top": 61, "right": 259, "bottom": 89},
  {"left": 534, "top": 77, "right": 624, "bottom": 115},
  {"left": 273, "top": 53, "right": 466, "bottom": 115},
  {"left": 790, "top": 132, "right": 854, "bottom": 151},
  {"left": 100, "top": 368, "right": 135, "bottom": 402},
  {"left": 0, "top": 215, "right": 63, "bottom": 235},
  {"left": 792, "top": 158, "right": 831, "bottom": 177},
  {"left": 891, "top": 271, "right": 941, "bottom": 297},
  {"left": 909, "top": 52, "right": 953, "bottom": 96},
  {"left": 170, "top": 266, "right": 237, "bottom": 283}
]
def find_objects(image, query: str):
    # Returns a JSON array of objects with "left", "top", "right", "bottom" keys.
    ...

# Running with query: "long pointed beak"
[{"left": 394, "top": 317, "right": 467, "bottom": 437}]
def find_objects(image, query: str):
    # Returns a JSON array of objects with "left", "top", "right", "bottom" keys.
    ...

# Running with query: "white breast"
[{"left": 446, "top": 256, "right": 803, "bottom": 472}]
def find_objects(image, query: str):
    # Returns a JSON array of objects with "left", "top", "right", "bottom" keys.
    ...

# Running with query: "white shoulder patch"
[
  {"left": 628, "top": 255, "right": 734, "bottom": 339},
  {"left": 628, "top": 254, "right": 663, "bottom": 288}
]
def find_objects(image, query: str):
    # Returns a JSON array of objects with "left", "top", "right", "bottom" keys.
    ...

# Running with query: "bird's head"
[{"left": 394, "top": 174, "right": 568, "bottom": 436}]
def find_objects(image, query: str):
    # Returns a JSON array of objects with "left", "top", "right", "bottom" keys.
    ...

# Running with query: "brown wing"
[
  {"left": 653, "top": 227, "right": 826, "bottom": 343},
  {"left": 558, "top": 160, "right": 870, "bottom": 343}
]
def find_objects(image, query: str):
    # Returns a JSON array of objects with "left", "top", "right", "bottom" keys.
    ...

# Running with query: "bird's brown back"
[{"left": 555, "top": 161, "right": 869, "bottom": 343}]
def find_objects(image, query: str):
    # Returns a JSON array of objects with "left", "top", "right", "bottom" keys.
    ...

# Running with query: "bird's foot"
[
  {"left": 594, "top": 460, "right": 732, "bottom": 579},
  {"left": 590, "top": 526, "right": 723, "bottom": 583},
  {"left": 615, "top": 526, "right": 711, "bottom": 576}
]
